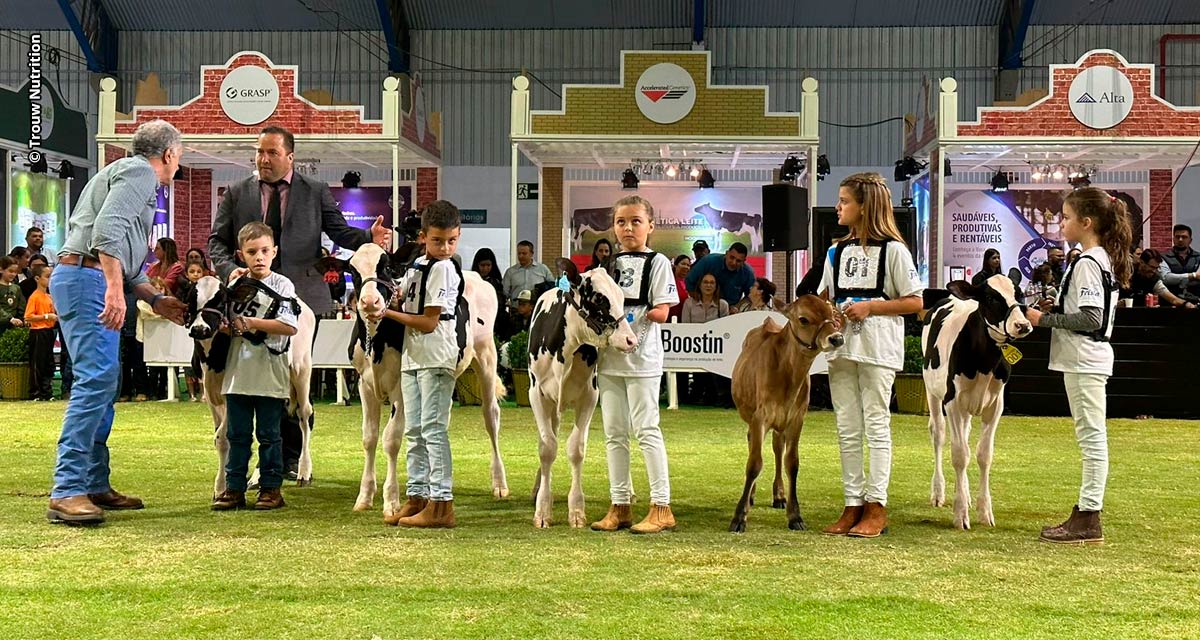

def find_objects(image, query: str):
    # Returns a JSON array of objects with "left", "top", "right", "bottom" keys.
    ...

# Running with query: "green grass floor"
[{"left": 1, "top": 401, "right": 1198, "bottom": 639}]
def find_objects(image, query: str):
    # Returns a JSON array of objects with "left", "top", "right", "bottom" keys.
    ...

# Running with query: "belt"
[{"left": 59, "top": 254, "right": 102, "bottom": 270}]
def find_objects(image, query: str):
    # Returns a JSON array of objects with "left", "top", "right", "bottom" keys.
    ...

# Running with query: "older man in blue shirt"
[
  {"left": 684, "top": 242, "right": 756, "bottom": 307},
  {"left": 47, "top": 120, "right": 189, "bottom": 526}
]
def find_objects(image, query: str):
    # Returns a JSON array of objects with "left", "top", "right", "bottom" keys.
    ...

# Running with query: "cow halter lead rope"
[
  {"left": 565, "top": 288, "right": 620, "bottom": 337},
  {"left": 794, "top": 317, "right": 837, "bottom": 351}
]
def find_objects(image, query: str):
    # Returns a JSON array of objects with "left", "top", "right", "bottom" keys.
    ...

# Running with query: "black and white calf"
[
  {"left": 528, "top": 269, "right": 638, "bottom": 528},
  {"left": 348, "top": 243, "right": 508, "bottom": 518},
  {"left": 921, "top": 273, "right": 1032, "bottom": 529},
  {"left": 185, "top": 275, "right": 317, "bottom": 497}
]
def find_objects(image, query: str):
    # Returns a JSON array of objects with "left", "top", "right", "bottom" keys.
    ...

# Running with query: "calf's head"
[
  {"left": 575, "top": 268, "right": 638, "bottom": 353},
  {"left": 349, "top": 243, "right": 399, "bottom": 322},
  {"left": 778, "top": 295, "right": 844, "bottom": 351},
  {"left": 186, "top": 275, "right": 228, "bottom": 340},
  {"left": 949, "top": 274, "right": 1033, "bottom": 342}
]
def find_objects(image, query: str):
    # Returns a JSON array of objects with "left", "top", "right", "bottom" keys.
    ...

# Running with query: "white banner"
[{"left": 663, "top": 311, "right": 828, "bottom": 378}]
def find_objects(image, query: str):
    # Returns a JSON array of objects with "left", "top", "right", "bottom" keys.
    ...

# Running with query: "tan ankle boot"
[
  {"left": 590, "top": 504, "right": 633, "bottom": 531},
  {"left": 630, "top": 504, "right": 676, "bottom": 534},
  {"left": 821, "top": 505, "right": 865, "bottom": 536},
  {"left": 847, "top": 502, "right": 888, "bottom": 538},
  {"left": 384, "top": 496, "right": 429, "bottom": 526},
  {"left": 397, "top": 500, "right": 456, "bottom": 529}
]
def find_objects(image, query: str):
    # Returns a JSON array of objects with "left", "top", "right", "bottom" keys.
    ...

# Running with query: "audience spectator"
[
  {"left": 502, "top": 240, "right": 554, "bottom": 305},
  {"left": 1159, "top": 224, "right": 1200, "bottom": 301},
  {"left": 1023, "top": 263, "right": 1060, "bottom": 310},
  {"left": 20, "top": 254, "right": 49, "bottom": 298},
  {"left": 1125, "top": 249, "right": 1195, "bottom": 308},
  {"left": 9, "top": 246, "right": 31, "bottom": 282},
  {"left": 0, "top": 256, "right": 26, "bottom": 335},
  {"left": 146, "top": 238, "right": 185, "bottom": 295},
  {"left": 25, "top": 226, "right": 55, "bottom": 266},
  {"left": 184, "top": 247, "right": 212, "bottom": 272},
  {"left": 472, "top": 247, "right": 512, "bottom": 339},
  {"left": 1045, "top": 246, "right": 1066, "bottom": 286},
  {"left": 682, "top": 273, "right": 729, "bottom": 405},
  {"left": 1066, "top": 247, "right": 1082, "bottom": 267},
  {"left": 669, "top": 255, "right": 691, "bottom": 320},
  {"left": 24, "top": 264, "right": 57, "bottom": 401},
  {"left": 971, "top": 248, "right": 1003, "bottom": 286},
  {"left": 736, "top": 277, "right": 782, "bottom": 312},
  {"left": 510, "top": 289, "right": 535, "bottom": 335},
  {"left": 589, "top": 239, "right": 613, "bottom": 270},
  {"left": 684, "top": 242, "right": 755, "bottom": 308},
  {"left": 692, "top": 239, "right": 711, "bottom": 262}
]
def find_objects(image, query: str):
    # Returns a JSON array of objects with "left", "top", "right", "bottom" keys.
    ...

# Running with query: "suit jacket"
[{"left": 208, "top": 172, "right": 370, "bottom": 315}]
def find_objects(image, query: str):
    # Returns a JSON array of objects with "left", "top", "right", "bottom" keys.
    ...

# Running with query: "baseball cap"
[
  {"left": 517, "top": 290, "right": 533, "bottom": 302},
  {"left": 692, "top": 240, "right": 710, "bottom": 251}
]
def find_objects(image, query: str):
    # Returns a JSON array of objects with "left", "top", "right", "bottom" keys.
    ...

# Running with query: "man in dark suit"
[{"left": 209, "top": 125, "right": 390, "bottom": 478}]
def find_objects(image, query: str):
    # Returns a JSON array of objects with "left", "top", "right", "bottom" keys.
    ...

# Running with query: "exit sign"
[{"left": 516, "top": 182, "right": 539, "bottom": 200}]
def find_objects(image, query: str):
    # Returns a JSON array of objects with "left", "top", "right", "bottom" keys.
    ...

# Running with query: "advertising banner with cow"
[
  {"left": 941, "top": 186, "right": 1145, "bottom": 283},
  {"left": 566, "top": 184, "right": 767, "bottom": 276}
]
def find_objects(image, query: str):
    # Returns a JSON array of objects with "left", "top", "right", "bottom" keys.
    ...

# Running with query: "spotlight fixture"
[
  {"left": 341, "top": 170, "right": 361, "bottom": 189},
  {"left": 893, "top": 156, "right": 925, "bottom": 182},
  {"left": 57, "top": 160, "right": 75, "bottom": 180},
  {"left": 816, "top": 154, "right": 831, "bottom": 180},
  {"left": 621, "top": 168, "right": 639, "bottom": 189},
  {"left": 779, "top": 155, "right": 803, "bottom": 181},
  {"left": 697, "top": 169, "right": 715, "bottom": 189},
  {"left": 689, "top": 166, "right": 701, "bottom": 179},
  {"left": 28, "top": 153, "right": 47, "bottom": 174},
  {"left": 990, "top": 169, "right": 1010, "bottom": 193}
]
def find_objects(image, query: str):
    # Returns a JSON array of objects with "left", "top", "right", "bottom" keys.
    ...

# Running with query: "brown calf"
[{"left": 729, "top": 296, "right": 843, "bottom": 532}]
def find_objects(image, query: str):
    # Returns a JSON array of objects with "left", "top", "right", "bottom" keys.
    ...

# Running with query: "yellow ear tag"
[{"left": 999, "top": 343, "right": 1023, "bottom": 365}]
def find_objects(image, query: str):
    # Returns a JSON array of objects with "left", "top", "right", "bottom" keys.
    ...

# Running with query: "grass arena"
[{"left": 2, "top": 400, "right": 1197, "bottom": 639}]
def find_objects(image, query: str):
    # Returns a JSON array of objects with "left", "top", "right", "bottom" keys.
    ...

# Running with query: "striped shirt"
[{"left": 59, "top": 155, "right": 160, "bottom": 291}]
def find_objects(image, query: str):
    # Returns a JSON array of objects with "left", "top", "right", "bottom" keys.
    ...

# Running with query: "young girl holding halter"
[
  {"left": 819, "top": 173, "right": 924, "bottom": 538},
  {"left": 1024, "top": 187, "right": 1130, "bottom": 545},
  {"left": 591, "top": 195, "right": 679, "bottom": 534}
]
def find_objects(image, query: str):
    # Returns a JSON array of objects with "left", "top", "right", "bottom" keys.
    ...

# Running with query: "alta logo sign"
[
  {"left": 1068, "top": 65, "right": 1134, "bottom": 129},
  {"left": 635, "top": 63, "right": 696, "bottom": 124},
  {"left": 219, "top": 65, "right": 280, "bottom": 126}
]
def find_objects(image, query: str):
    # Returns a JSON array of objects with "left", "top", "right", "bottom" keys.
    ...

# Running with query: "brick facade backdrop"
[
  {"left": 1149, "top": 169, "right": 1175, "bottom": 251},
  {"left": 541, "top": 167, "right": 564, "bottom": 262},
  {"left": 416, "top": 167, "right": 439, "bottom": 209}
]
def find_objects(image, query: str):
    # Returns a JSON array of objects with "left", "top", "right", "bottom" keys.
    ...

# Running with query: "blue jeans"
[
  {"left": 224, "top": 394, "right": 285, "bottom": 492},
  {"left": 401, "top": 368, "right": 455, "bottom": 501},
  {"left": 49, "top": 265, "right": 121, "bottom": 499}
]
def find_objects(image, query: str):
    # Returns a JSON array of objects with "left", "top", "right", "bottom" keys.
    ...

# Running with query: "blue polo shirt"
[{"left": 684, "top": 253, "right": 755, "bottom": 306}]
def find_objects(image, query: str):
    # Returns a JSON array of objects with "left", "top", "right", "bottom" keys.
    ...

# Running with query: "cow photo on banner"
[
  {"left": 942, "top": 186, "right": 1145, "bottom": 283},
  {"left": 566, "top": 184, "right": 767, "bottom": 277}
]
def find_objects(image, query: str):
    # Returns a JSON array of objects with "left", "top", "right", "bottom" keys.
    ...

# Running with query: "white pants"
[
  {"left": 828, "top": 359, "right": 896, "bottom": 507},
  {"left": 598, "top": 374, "right": 671, "bottom": 505},
  {"left": 1063, "top": 372, "right": 1109, "bottom": 511}
]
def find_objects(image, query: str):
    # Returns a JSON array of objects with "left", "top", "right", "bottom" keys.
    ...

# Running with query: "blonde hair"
[
  {"left": 1064, "top": 187, "right": 1133, "bottom": 288},
  {"left": 837, "top": 172, "right": 906, "bottom": 246},
  {"left": 237, "top": 221, "right": 275, "bottom": 248},
  {"left": 611, "top": 195, "right": 655, "bottom": 222}
]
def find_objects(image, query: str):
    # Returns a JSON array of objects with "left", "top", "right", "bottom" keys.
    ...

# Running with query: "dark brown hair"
[{"left": 1064, "top": 187, "right": 1133, "bottom": 288}]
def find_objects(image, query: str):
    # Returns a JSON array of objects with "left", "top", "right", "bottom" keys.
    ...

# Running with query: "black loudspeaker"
[
  {"left": 811, "top": 205, "right": 918, "bottom": 263},
  {"left": 761, "top": 184, "right": 810, "bottom": 251}
]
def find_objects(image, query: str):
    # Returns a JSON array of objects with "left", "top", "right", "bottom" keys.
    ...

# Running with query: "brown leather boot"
[
  {"left": 590, "top": 503, "right": 633, "bottom": 531},
  {"left": 253, "top": 489, "right": 286, "bottom": 511},
  {"left": 847, "top": 502, "right": 889, "bottom": 538},
  {"left": 1040, "top": 506, "right": 1103, "bottom": 545},
  {"left": 88, "top": 489, "right": 144, "bottom": 510},
  {"left": 821, "top": 505, "right": 865, "bottom": 536},
  {"left": 384, "top": 496, "right": 429, "bottom": 526},
  {"left": 630, "top": 504, "right": 676, "bottom": 534},
  {"left": 211, "top": 490, "right": 246, "bottom": 511},
  {"left": 47, "top": 495, "right": 105, "bottom": 525},
  {"left": 397, "top": 500, "right": 456, "bottom": 528}
]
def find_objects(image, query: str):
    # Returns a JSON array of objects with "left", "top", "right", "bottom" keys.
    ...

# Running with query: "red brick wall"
[
  {"left": 103, "top": 144, "right": 126, "bottom": 167},
  {"left": 959, "top": 53, "right": 1200, "bottom": 138},
  {"left": 167, "top": 166, "right": 213, "bottom": 254},
  {"left": 416, "top": 167, "right": 439, "bottom": 209},
  {"left": 930, "top": 148, "right": 941, "bottom": 287},
  {"left": 1149, "top": 169, "right": 1175, "bottom": 250}
]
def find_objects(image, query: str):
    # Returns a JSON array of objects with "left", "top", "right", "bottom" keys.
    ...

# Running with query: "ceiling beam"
[
  {"left": 376, "top": 0, "right": 410, "bottom": 73},
  {"left": 995, "top": 0, "right": 1036, "bottom": 101},
  {"left": 56, "top": 0, "right": 117, "bottom": 73}
]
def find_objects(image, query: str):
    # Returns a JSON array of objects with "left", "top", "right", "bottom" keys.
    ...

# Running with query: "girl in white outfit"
[
  {"left": 818, "top": 173, "right": 923, "bottom": 538},
  {"left": 1024, "top": 187, "right": 1129, "bottom": 545},
  {"left": 591, "top": 195, "right": 679, "bottom": 534}
]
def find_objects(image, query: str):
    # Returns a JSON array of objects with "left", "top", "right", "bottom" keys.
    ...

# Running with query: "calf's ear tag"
[{"left": 999, "top": 343, "right": 1023, "bottom": 365}]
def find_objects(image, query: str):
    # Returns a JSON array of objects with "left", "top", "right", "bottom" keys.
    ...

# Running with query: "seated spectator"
[
  {"left": 1159, "top": 224, "right": 1200, "bottom": 301},
  {"left": 185, "top": 246, "right": 212, "bottom": 272},
  {"left": 1045, "top": 246, "right": 1066, "bottom": 286},
  {"left": 669, "top": 255, "right": 691, "bottom": 320},
  {"left": 588, "top": 239, "right": 613, "bottom": 270},
  {"left": 1023, "top": 263, "right": 1059, "bottom": 310},
  {"left": 684, "top": 242, "right": 755, "bottom": 307},
  {"left": 147, "top": 238, "right": 185, "bottom": 295},
  {"left": 1124, "top": 249, "right": 1195, "bottom": 308},
  {"left": 502, "top": 240, "right": 554, "bottom": 306},
  {"left": 0, "top": 256, "right": 27, "bottom": 335},
  {"left": 682, "top": 274, "right": 729, "bottom": 405},
  {"left": 510, "top": 289, "right": 535, "bottom": 336},
  {"left": 472, "top": 248, "right": 510, "bottom": 338},
  {"left": 21, "top": 254, "right": 49, "bottom": 298},
  {"left": 971, "top": 248, "right": 1002, "bottom": 286},
  {"left": 1066, "top": 247, "right": 1082, "bottom": 267},
  {"left": 736, "top": 277, "right": 782, "bottom": 312}
]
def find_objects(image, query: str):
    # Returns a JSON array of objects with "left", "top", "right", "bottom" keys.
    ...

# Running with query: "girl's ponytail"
[{"left": 1064, "top": 187, "right": 1133, "bottom": 288}]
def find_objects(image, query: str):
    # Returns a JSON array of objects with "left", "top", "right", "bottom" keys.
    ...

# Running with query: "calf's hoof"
[
  {"left": 729, "top": 517, "right": 747, "bottom": 533},
  {"left": 352, "top": 501, "right": 372, "bottom": 512},
  {"left": 493, "top": 486, "right": 510, "bottom": 499},
  {"left": 772, "top": 498, "right": 787, "bottom": 509},
  {"left": 788, "top": 516, "right": 806, "bottom": 531},
  {"left": 296, "top": 478, "right": 313, "bottom": 488}
]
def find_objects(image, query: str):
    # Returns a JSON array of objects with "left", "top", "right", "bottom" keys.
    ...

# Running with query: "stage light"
[
  {"left": 893, "top": 156, "right": 925, "bottom": 182},
  {"left": 697, "top": 169, "right": 715, "bottom": 189},
  {"left": 990, "top": 169, "right": 1009, "bottom": 193},
  {"left": 341, "top": 171, "right": 361, "bottom": 188},
  {"left": 28, "top": 153, "right": 47, "bottom": 174},
  {"left": 690, "top": 165, "right": 701, "bottom": 178},
  {"left": 57, "top": 160, "right": 75, "bottom": 180},
  {"left": 817, "top": 154, "right": 831, "bottom": 180},
  {"left": 621, "top": 168, "right": 639, "bottom": 189},
  {"left": 780, "top": 155, "right": 803, "bottom": 181}
]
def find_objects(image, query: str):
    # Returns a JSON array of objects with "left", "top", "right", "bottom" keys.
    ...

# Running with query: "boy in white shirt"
[{"left": 374, "top": 201, "right": 464, "bottom": 528}]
